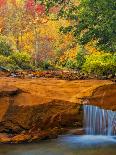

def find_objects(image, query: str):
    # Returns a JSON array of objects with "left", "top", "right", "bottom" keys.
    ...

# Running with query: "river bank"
[{"left": 0, "top": 77, "right": 115, "bottom": 143}]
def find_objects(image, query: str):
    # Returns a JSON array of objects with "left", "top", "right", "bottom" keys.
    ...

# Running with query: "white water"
[{"left": 84, "top": 105, "right": 116, "bottom": 135}]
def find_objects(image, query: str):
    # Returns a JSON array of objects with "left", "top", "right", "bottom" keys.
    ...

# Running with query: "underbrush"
[{"left": 82, "top": 53, "right": 116, "bottom": 77}]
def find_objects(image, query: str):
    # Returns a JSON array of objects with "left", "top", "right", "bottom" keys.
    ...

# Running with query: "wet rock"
[
  {"left": 0, "top": 133, "right": 12, "bottom": 143},
  {"left": 0, "top": 128, "right": 60, "bottom": 144},
  {"left": 30, "top": 128, "right": 59, "bottom": 142},
  {"left": 69, "top": 128, "right": 85, "bottom": 135},
  {"left": 11, "top": 133, "right": 31, "bottom": 143}
]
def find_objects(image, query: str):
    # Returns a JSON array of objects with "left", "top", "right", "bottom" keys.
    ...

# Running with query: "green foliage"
[
  {"left": 65, "top": 59, "right": 77, "bottom": 69},
  {"left": 40, "top": 0, "right": 116, "bottom": 52},
  {"left": 76, "top": 47, "right": 86, "bottom": 69},
  {"left": 0, "top": 40, "right": 33, "bottom": 71},
  {"left": 64, "top": 47, "right": 86, "bottom": 69},
  {"left": 0, "top": 41, "right": 13, "bottom": 56},
  {"left": 40, "top": 60, "right": 55, "bottom": 70},
  {"left": 0, "top": 55, "right": 12, "bottom": 66},
  {"left": 0, "top": 55, "right": 19, "bottom": 71},
  {"left": 37, "top": 0, "right": 68, "bottom": 10},
  {"left": 76, "top": 0, "right": 116, "bottom": 52},
  {"left": 10, "top": 52, "right": 32, "bottom": 70},
  {"left": 82, "top": 53, "right": 116, "bottom": 76}
]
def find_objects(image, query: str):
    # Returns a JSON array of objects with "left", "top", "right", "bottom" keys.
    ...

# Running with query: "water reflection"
[{"left": 0, "top": 135, "right": 116, "bottom": 155}]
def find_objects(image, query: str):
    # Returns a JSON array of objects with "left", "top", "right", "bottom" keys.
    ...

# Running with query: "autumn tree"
[
  {"left": 0, "top": 0, "right": 28, "bottom": 51},
  {"left": 36, "top": 0, "right": 116, "bottom": 52}
]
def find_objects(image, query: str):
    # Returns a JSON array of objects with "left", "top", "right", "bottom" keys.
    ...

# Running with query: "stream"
[
  {"left": 0, "top": 105, "right": 116, "bottom": 155},
  {"left": 0, "top": 135, "right": 116, "bottom": 155}
]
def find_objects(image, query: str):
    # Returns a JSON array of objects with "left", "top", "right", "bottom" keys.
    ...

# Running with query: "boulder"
[
  {"left": 88, "top": 84, "right": 116, "bottom": 110},
  {"left": 0, "top": 85, "right": 83, "bottom": 143},
  {"left": 0, "top": 93, "right": 83, "bottom": 133}
]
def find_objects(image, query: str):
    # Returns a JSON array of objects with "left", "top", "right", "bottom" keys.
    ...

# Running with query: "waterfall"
[{"left": 84, "top": 105, "right": 116, "bottom": 135}]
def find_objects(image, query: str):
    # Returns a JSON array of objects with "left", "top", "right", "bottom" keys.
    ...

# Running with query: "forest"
[{"left": 0, "top": 0, "right": 116, "bottom": 78}]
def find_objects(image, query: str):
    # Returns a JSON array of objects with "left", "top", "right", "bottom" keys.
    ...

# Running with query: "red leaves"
[
  {"left": 0, "top": 0, "right": 18, "bottom": 9},
  {"left": 25, "top": 0, "right": 45, "bottom": 15},
  {"left": 36, "top": 4, "right": 45, "bottom": 15},
  {"left": 25, "top": 0, "right": 35, "bottom": 13},
  {"left": 0, "top": 0, "right": 6, "bottom": 8}
]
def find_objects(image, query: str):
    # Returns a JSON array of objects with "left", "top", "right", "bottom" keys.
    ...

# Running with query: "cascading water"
[{"left": 84, "top": 105, "right": 116, "bottom": 135}]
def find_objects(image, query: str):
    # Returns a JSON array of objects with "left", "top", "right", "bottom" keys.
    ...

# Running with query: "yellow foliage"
[
  {"left": 59, "top": 46, "right": 80, "bottom": 65},
  {"left": 84, "top": 41, "right": 104, "bottom": 54},
  {"left": 39, "top": 19, "right": 71, "bottom": 40},
  {"left": 20, "top": 31, "right": 34, "bottom": 53}
]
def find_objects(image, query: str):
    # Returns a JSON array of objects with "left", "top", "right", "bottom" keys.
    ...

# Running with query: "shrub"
[
  {"left": 40, "top": 60, "right": 55, "bottom": 70},
  {"left": 65, "top": 46, "right": 86, "bottom": 70},
  {"left": 82, "top": 53, "right": 116, "bottom": 76},
  {"left": 76, "top": 47, "right": 86, "bottom": 69},
  {"left": 0, "top": 55, "right": 12, "bottom": 66},
  {"left": 0, "top": 41, "right": 12, "bottom": 56},
  {"left": 10, "top": 52, "right": 32, "bottom": 70},
  {"left": 6, "top": 64, "right": 20, "bottom": 71},
  {"left": 65, "top": 59, "right": 77, "bottom": 69},
  {"left": 0, "top": 55, "right": 19, "bottom": 71}
]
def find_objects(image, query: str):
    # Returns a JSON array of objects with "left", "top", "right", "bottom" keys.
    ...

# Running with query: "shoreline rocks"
[
  {"left": 0, "top": 127, "right": 67, "bottom": 144},
  {"left": 0, "top": 70, "right": 115, "bottom": 81}
]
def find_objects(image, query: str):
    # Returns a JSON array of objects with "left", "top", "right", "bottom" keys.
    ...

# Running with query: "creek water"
[
  {"left": 0, "top": 105, "right": 116, "bottom": 155},
  {"left": 0, "top": 135, "right": 116, "bottom": 155}
]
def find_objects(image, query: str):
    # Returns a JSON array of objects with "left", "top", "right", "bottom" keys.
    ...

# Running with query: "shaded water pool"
[{"left": 0, "top": 135, "right": 116, "bottom": 155}]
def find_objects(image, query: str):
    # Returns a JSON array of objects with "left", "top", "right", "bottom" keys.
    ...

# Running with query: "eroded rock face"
[
  {"left": 0, "top": 95, "right": 82, "bottom": 133},
  {"left": 0, "top": 85, "right": 83, "bottom": 143},
  {"left": 88, "top": 84, "right": 116, "bottom": 110},
  {"left": 0, "top": 78, "right": 115, "bottom": 143},
  {"left": 0, "top": 86, "right": 22, "bottom": 133}
]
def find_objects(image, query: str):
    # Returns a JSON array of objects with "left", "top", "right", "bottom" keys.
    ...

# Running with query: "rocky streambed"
[{"left": 0, "top": 77, "right": 115, "bottom": 143}]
